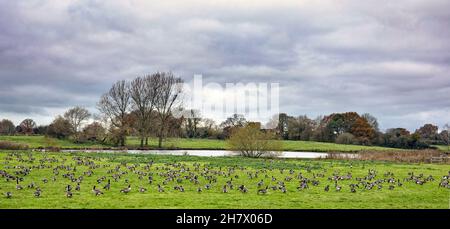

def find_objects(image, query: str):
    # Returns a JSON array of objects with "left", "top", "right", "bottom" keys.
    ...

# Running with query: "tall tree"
[
  {"left": 47, "top": 116, "right": 74, "bottom": 139},
  {"left": 130, "top": 75, "right": 159, "bottom": 147},
  {"left": 97, "top": 80, "right": 131, "bottom": 146},
  {"left": 64, "top": 106, "right": 91, "bottom": 140},
  {"left": 442, "top": 124, "right": 450, "bottom": 151},
  {"left": 361, "top": 113, "right": 379, "bottom": 131},
  {"left": 220, "top": 114, "right": 247, "bottom": 139},
  {"left": 154, "top": 72, "right": 183, "bottom": 148},
  {"left": 19, "top": 119, "right": 36, "bottom": 135},
  {"left": 415, "top": 124, "right": 439, "bottom": 144},
  {"left": 0, "top": 119, "right": 15, "bottom": 135},
  {"left": 185, "top": 109, "right": 202, "bottom": 138}
]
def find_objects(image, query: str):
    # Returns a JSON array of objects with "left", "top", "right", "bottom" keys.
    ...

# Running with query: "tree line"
[{"left": 0, "top": 71, "right": 449, "bottom": 150}]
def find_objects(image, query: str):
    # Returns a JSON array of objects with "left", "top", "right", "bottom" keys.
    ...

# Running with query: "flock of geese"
[{"left": 1, "top": 152, "right": 449, "bottom": 200}]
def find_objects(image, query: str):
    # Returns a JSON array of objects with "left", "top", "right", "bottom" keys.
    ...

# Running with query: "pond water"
[{"left": 60, "top": 149, "right": 345, "bottom": 159}]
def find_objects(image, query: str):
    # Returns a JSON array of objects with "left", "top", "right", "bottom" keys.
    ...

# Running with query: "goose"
[
  {"left": 280, "top": 186, "right": 287, "bottom": 193},
  {"left": 92, "top": 186, "right": 103, "bottom": 196},
  {"left": 389, "top": 185, "right": 395, "bottom": 190},
  {"left": 34, "top": 189, "right": 41, "bottom": 198},
  {"left": 75, "top": 183, "right": 81, "bottom": 191},
  {"left": 139, "top": 187, "right": 147, "bottom": 193},
  {"left": 120, "top": 185, "right": 131, "bottom": 193},
  {"left": 157, "top": 184, "right": 164, "bottom": 192},
  {"left": 103, "top": 180, "right": 111, "bottom": 190},
  {"left": 27, "top": 182, "right": 35, "bottom": 189},
  {"left": 257, "top": 186, "right": 268, "bottom": 194},
  {"left": 205, "top": 183, "right": 211, "bottom": 190},
  {"left": 238, "top": 185, "right": 248, "bottom": 193},
  {"left": 65, "top": 185, "right": 72, "bottom": 192},
  {"left": 66, "top": 191, "right": 73, "bottom": 198},
  {"left": 335, "top": 185, "right": 341, "bottom": 192},
  {"left": 16, "top": 179, "right": 23, "bottom": 190},
  {"left": 4, "top": 192, "right": 12, "bottom": 198},
  {"left": 324, "top": 185, "right": 330, "bottom": 192},
  {"left": 197, "top": 187, "right": 202, "bottom": 193},
  {"left": 257, "top": 180, "right": 264, "bottom": 187},
  {"left": 222, "top": 185, "right": 228, "bottom": 193},
  {"left": 178, "top": 185, "right": 185, "bottom": 192}
]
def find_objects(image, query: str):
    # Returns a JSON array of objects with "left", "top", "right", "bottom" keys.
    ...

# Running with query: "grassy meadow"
[
  {"left": 0, "top": 135, "right": 406, "bottom": 152},
  {"left": 0, "top": 151, "right": 448, "bottom": 209}
]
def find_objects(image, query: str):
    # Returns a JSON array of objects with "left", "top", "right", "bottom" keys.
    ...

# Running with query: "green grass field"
[
  {"left": 0, "top": 135, "right": 106, "bottom": 149},
  {"left": 433, "top": 145, "right": 450, "bottom": 152},
  {"left": 0, "top": 151, "right": 448, "bottom": 209},
  {"left": 0, "top": 135, "right": 403, "bottom": 152}
]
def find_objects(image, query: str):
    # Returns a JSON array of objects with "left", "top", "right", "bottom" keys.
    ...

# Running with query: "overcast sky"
[{"left": 1, "top": 0, "right": 449, "bottom": 131}]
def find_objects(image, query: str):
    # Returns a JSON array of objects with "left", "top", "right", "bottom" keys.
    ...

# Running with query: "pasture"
[
  {"left": 0, "top": 151, "right": 448, "bottom": 209},
  {"left": 0, "top": 135, "right": 405, "bottom": 152}
]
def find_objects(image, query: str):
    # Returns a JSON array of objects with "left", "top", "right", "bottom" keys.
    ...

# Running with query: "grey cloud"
[{"left": 0, "top": 0, "right": 449, "bottom": 131}]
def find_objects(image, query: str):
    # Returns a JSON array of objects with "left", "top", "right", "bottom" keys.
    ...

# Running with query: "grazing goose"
[
  {"left": 324, "top": 185, "right": 330, "bottom": 192},
  {"left": 75, "top": 183, "right": 81, "bottom": 191},
  {"left": 335, "top": 185, "right": 342, "bottom": 192},
  {"left": 27, "top": 182, "right": 35, "bottom": 189},
  {"left": 205, "top": 182, "right": 212, "bottom": 190},
  {"left": 222, "top": 185, "right": 228, "bottom": 193},
  {"left": 257, "top": 180, "right": 264, "bottom": 187},
  {"left": 103, "top": 180, "right": 111, "bottom": 190},
  {"left": 92, "top": 186, "right": 103, "bottom": 196},
  {"left": 4, "top": 192, "right": 12, "bottom": 198},
  {"left": 66, "top": 191, "right": 73, "bottom": 198},
  {"left": 238, "top": 185, "right": 248, "bottom": 193},
  {"left": 157, "top": 184, "right": 164, "bottom": 192},
  {"left": 120, "top": 185, "right": 132, "bottom": 194},
  {"left": 257, "top": 186, "right": 268, "bottom": 195},
  {"left": 139, "top": 187, "right": 147, "bottom": 193},
  {"left": 350, "top": 185, "right": 356, "bottom": 193},
  {"left": 34, "top": 188, "right": 41, "bottom": 198},
  {"left": 197, "top": 187, "right": 202, "bottom": 193},
  {"left": 16, "top": 179, "right": 23, "bottom": 190}
]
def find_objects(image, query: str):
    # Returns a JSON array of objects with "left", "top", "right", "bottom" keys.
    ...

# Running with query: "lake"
[{"left": 60, "top": 149, "right": 349, "bottom": 159}]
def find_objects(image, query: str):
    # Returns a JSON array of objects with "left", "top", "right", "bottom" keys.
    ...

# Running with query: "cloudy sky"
[{"left": 1, "top": 0, "right": 449, "bottom": 131}]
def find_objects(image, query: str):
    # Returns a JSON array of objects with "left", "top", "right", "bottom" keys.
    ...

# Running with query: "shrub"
[
  {"left": 335, "top": 133, "right": 356, "bottom": 145},
  {"left": 227, "top": 124, "right": 282, "bottom": 158},
  {"left": 0, "top": 141, "right": 29, "bottom": 150}
]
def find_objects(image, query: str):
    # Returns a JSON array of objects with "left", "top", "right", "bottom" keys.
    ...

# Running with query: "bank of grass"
[
  {"left": 433, "top": 145, "right": 450, "bottom": 152},
  {"left": 0, "top": 151, "right": 448, "bottom": 209},
  {"left": 1, "top": 135, "right": 404, "bottom": 152},
  {"left": 0, "top": 135, "right": 106, "bottom": 149},
  {"left": 127, "top": 137, "right": 402, "bottom": 152}
]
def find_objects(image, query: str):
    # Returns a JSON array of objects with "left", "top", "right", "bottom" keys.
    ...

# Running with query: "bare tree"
[
  {"left": 64, "top": 106, "right": 91, "bottom": 140},
  {"left": 19, "top": 119, "right": 36, "bottom": 135},
  {"left": 444, "top": 123, "right": 450, "bottom": 152},
  {"left": 0, "top": 119, "right": 15, "bottom": 135},
  {"left": 185, "top": 109, "right": 202, "bottom": 138},
  {"left": 362, "top": 113, "right": 379, "bottom": 132},
  {"left": 97, "top": 80, "right": 131, "bottom": 146},
  {"left": 154, "top": 72, "right": 183, "bottom": 148},
  {"left": 130, "top": 75, "right": 158, "bottom": 147}
]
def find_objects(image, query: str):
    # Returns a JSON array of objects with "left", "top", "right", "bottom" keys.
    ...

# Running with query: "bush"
[
  {"left": 0, "top": 141, "right": 29, "bottom": 150},
  {"left": 335, "top": 133, "right": 356, "bottom": 145},
  {"left": 46, "top": 116, "right": 74, "bottom": 139},
  {"left": 227, "top": 124, "right": 282, "bottom": 158}
]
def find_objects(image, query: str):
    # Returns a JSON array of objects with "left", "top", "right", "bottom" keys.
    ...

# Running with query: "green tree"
[{"left": 228, "top": 124, "right": 282, "bottom": 158}]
